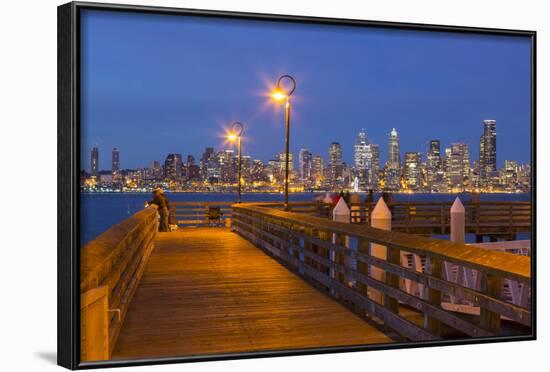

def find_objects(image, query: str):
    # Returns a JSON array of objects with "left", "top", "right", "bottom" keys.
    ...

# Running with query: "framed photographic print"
[{"left": 58, "top": 1, "right": 536, "bottom": 369}]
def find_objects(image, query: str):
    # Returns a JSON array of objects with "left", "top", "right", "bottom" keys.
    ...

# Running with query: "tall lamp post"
[
  {"left": 227, "top": 121, "right": 244, "bottom": 203},
  {"left": 271, "top": 74, "right": 296, "bottom": 211}
]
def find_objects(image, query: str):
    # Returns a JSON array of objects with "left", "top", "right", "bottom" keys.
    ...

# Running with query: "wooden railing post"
[
  {"left": 425, "top": 257, "right": 443, "bottom": 335},
  {"left": 80, "top": 286, "right": 109, "bottom": 361},
  {"left": 357, "top": 238, "right": 369, "bottom": 298},
  {"left": 333, "top": 198, "right": 351, "bottom": 287},
  {"left": 480, "top": 273, "right": 503, "bottom": 332},
  {"left": 350, "top": 193, "right": 361, "bottom": 224},
  {"left": 385, "top": 246, "right": 400, "bottom": 313}
]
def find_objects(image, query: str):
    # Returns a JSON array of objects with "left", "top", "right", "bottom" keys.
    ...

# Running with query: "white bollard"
[
  {"left": 448, "top": 197, "right": 472, "bottom": 302},
  {"left": 450, "top": 197, "right": 465, "bottom": 244},
  {"left": 370, "top": 197, "right": 391, "bottom": 304}
]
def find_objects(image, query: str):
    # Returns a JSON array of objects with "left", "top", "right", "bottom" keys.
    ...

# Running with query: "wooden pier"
[
  {"left": 111, "top": 228, "right": 392, "bottom": 360},
  {"left": 80, "top": 200, "right": 532, "bottom": 362}
]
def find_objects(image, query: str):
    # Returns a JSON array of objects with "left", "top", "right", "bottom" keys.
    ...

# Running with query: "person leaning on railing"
[{"left": 146, "top": 187, "right": 170, "bottom": 232}]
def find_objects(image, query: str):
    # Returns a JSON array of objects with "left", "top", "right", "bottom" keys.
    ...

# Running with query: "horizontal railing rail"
[
  {"left": 232, "top": 203, "right": 531, "bottom": 341},
  {"left": 283, "top": 200, "right": 531, "bottom": 236},
  {"left": 80, "top": 206, "right": 158, "bottom": 361},
  {"left": 169, "top": 201, "right": 232, "bottom": 227},
  {"left": 169, "top": 201, "right": 321, "bottom": 227}
]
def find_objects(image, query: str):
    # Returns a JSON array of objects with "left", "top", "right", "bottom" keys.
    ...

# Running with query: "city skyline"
[
  {"left": 82, "top": 119, "right": 531, "bottom": 194},
  {"left": 80, "top": 10, "right": 531, "bottom": 171},
  {"left": 82, "top": 121, "right": 527, "bottom": 174}
]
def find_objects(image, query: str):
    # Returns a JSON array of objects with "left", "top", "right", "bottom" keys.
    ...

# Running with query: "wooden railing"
[
  {"left": 232, "top": 203, "right": 531, "bottom": 341},
  {"left": 169, "top": 201, "right": 320, "bottom": 228},
  {"left": 169, "top": 202, "right": 233, "bottom": 227},
  {"left": 289, "top": 201, "right": 531, "bottom": 237},
  {"left": 80, "top": 206, "right": 158, "bottom": 361}
]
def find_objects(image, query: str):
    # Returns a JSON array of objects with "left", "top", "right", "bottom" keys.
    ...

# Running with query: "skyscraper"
[
  {"left": 240, "top": 155, "right": 253, "bottom": 183},
  {"left": 479, "top": 119, "right": 497, "bottom": 187},
  {"left": 426, "top": 140, "right": 441, "bottom": 190},
  {"left": 298, "top": 148, "right": 313, "bottom": 181},
  {"left": 502, "top": 160, "right": 518, "bottom": 189},
  {"left": 388, "top": 128, "right": 400, "bottom": 168},
  {"left": 200, "top": 147, "right": 215, "bottom": 181},
  {"left": 164, "top": 153, "right": 183, "bottom": 181},
  {"left": 219, "top": 150, "right": 236, "bottom": 183},
  {"left": 91, "top": 146, "right": 99, "bottom": 177},
  {"left": 449, "top": 143, "right": 470, "bottom": 189},
  {"left": 385, "top": 128, "right": 401, "bottom": 190},
  {"left": 152, "top": 160, "right": 162, "bottom": 180},
  {"left": 366, "top": 144, "right": 380, "bottom": 190},
  {"left": 251, "top": 159, "right": 267, "bottom": 182},
  {"left": 112, "top": 147, "right": 120, "bottom": 180},
  {"left": 328, "top": 142, "right": 343, "bottom": 188},
  {"left": 354, "top": 129, "right": 369, "bottom": 189},
  {"left": 403, "top": 152, "right": 421, "bottom": 190},
  {"left": 312, "top": 155, "right": 324, "bottom": 184},
  {"left": 185, "top": 155, "right": 200, "bottom": 180},
  {"left": 278, "top": 152, "right": 295, "bottom": 181}
]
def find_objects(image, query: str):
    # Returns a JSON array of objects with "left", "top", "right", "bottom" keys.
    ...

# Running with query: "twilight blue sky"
[{"left": 80, "top": 9, "right": 531, "bottom": 172}]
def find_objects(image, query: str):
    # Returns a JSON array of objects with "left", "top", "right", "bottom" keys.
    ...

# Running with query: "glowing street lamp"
[
  {"left": 227, "top": 121, "right": 244, "bottom": 203},
  {"left": 271, "top": 74, "right": 296, "bottom": 211}
]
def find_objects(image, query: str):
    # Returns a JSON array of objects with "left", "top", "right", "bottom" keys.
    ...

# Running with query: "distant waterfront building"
[
  {"left": 312, "top": 155, "right": 324, "bottom": 184},
  {"left": 200, "top": 147, "right": 215, "bottom": 181},
  {"left": 185, "top": 155, "right": 200, "bottom": 180},
  {"left": 298, "top": 148, "right": 313, "bottom": 181},
  {"left": 164, "top": 153, "right": 183, "bottom": 181},
  {"left": 328, "top": 142, "right": 343, "bottom": 188},
  {"left": 479, "top": 119, "right": 497, "bottom": 187},
  {"left": 219, "top": 150, "right": 236, "bottom": 183},
  {"left": 278, "top": 152, "right": 295, "bottom": 180},
  {"left": 403, "top": 152, "right": 421, "bottom": 190},
  {"left": 239, "top": 155, "right": 253, "bottom": 183},
  {"left": 152, "top": 160, "right": 162, "bottom": 180},
  {"left": 91, "top": 146, "right": 99, "bottom": 178},
  {"left": 112, "top": 148, "right": 120, "bottom": 181},
  {"left": 206, "top": 153, "right": 221, "bottom": 183},
  {"left": 251, "top": 159, "right": 268, "bottom": 182},
  {"left": 517, "top": 163, "right": 531, "bottom": 190},
  {"left": 267, "top": 158, "right": 280, "bottom": 182},
  {"left": 501, "top": 160, "right": 518, "bottom": 190}
]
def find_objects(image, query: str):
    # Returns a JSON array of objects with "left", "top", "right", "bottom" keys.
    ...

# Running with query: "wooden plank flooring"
[{"left": 112, "top": 228, "right": 393, "bottom": 360}]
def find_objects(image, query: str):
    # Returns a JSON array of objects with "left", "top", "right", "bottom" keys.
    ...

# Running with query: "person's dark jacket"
[
  {"left": 160, "top": 193, "right": 170, "bottom": 211},
  {"left": 148, "top": 194, "right": 168, "bottom": 210}
]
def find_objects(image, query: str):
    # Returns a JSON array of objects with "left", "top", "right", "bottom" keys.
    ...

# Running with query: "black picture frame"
[{"left": 58, "top": 1, "right": 537, "bottom": 369}]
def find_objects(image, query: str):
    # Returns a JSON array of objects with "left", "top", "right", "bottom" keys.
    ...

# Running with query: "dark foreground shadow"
[{"left": 36, "top": 351, "right": 57, "bottom": 365}]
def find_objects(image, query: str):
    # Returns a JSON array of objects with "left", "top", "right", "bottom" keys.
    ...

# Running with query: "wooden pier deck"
[{"left": 111, "top": 228, "right": 393, "bottom": 360}]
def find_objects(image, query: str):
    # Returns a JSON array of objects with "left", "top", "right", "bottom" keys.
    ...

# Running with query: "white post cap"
[
  {"left": 333, "top": 197, "right": 350, "bottom": 216},
  {"left": 451, "top": 197, "right": 465, "bottom": 213},
  {"left": 372, "top": 197, "right": 391, "bottom": 219}
]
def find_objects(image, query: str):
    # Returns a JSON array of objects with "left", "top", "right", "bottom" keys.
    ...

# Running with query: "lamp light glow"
[{"left": 271, "top": 91, "right": 287, "bottom": 101}]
